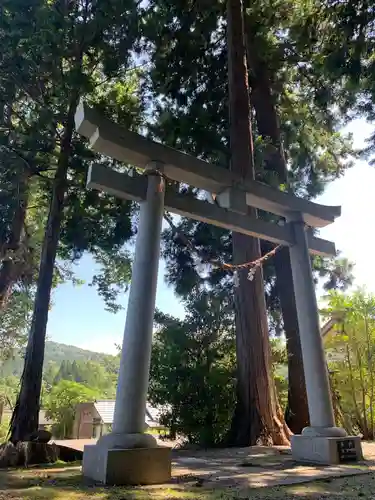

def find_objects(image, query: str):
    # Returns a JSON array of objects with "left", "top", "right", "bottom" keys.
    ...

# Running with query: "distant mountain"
[{"left": 1, "top": 340, "right": 113, "bottom": 378}]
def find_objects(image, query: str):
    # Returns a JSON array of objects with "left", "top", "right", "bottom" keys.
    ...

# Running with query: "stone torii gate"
[{"left": 74, "top": 101, "right": 363, "bottom": 486}]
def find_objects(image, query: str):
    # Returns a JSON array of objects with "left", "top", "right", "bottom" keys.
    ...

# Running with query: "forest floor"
[{"left": 1, "top": 443, "right": 375, "bottom": 499}]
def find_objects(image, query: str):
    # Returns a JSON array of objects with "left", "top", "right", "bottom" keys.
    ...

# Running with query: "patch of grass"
[
  {"left": 1, "top": 467, "right": 375, "bottom": 499},
  {"left": 30, "top": 460, "right": 82, "bottom": 470},
  {"left": 235, "top": 472, "right": 375, "bottom": 498},
  {"left": 0, "top": 468, "right": 217, "bottom": 499},
  {"left": 146, "top": 428, "right": 168, "bottom": 437}
]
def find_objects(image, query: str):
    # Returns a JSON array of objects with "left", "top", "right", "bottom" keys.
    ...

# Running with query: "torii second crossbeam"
[{"left": 87, "top": 163, "right": 336, "bottom": 257}]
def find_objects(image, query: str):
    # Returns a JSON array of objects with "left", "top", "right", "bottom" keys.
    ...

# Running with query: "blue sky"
[{"left": 46, "top": 119, "right": 375, "bottom": 354}]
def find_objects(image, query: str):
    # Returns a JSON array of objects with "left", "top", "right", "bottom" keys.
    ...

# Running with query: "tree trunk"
[
  {"left": 346, "top": 342, "right": 365, "bottom": 436},
  {"left": 203, "top": 344, "right": 215, "bottom": 447},
  {"left": 0, "top": 172, "right": 29, "bottom": 310},
  {"left": 329, "top": 372, "right": 353, "bottom": 435},
  {"left": 365, "top": 317, "right": 374, "bottom": 439},
  {"left": 355, "top": 341, "right": 369, "bottom": 439},
  {"left": 243, "top": 19, "right": 309, "bottom": 433},
  {"left": 225, "top": 0, "right": 289, "bottom": 446},
  {"left": 9, "top": 96, "right": 79, "bottom": 443},
  {"left": 0, "top": 88, "right": 29, "bottom": 311},
  {"left": 275, "top": 250, "right": 309, "bottom": 433}
]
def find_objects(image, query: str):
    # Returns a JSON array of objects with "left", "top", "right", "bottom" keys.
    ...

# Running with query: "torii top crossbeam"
[
  {"left": 75, "top": 101, "right": 340, "bottom": 229},
  {"left": 74, "top": 100, "right": 341, "bottom": 257}
]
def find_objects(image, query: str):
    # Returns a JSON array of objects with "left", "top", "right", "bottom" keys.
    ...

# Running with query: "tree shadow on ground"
[
  {"left": 0, "top": 467, "right": 217, "bottom": 499},
  {"left": 1, "top": 466, "right": 375, "bottom": 499}
]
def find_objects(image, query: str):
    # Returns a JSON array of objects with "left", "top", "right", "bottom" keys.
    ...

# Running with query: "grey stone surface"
[
  {"left": 112, "top": 168, "right": 165, "bottom": 437},
  {"left": 82, "top": 444, "right": 171, "bottom": 485},
  {"left": 75, "top": 99, "right": 341, "bottom": 228},
  {"left": 288, "top": 216, "right": 363, "bottom": 462},
  {"left": 302, "top": 426, "right": 347, "bottom": 438},
  {"left": 87, "top": 163, "right": 336, "bottom": 257},
  {"left": 81, "top": 170, "right": 166, "bottom": 486},
  {"left": 289, "top": 217, "right": 337, "bottom": 430},
  {"left": 291, "top": 435, "right": 363, "bottom": 465},
  {"left": 96, "top": 432, "right": 157, "bottom": 450}
]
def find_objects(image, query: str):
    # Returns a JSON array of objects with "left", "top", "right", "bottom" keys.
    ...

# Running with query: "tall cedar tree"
[
  {"left": 141, "top": 0, "right": 355, "bottom": 437},
  {"left": 6, "top": 0, "right": 139, "bottom": 442},
  {"left": 0, "top": 27, "right": 34, "bottom": 310},
  {"left": 243, "top": 1, "right": 308, "bottom": 432},
  {"left": 226, "top": 0, "right": 290, "bottom": 445}
]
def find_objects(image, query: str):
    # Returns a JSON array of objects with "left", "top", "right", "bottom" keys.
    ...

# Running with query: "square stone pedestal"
[
  {"left": 291, "top": 435, "right": 363, "bottom": 465},
  {"left": 82, "top": 444, "right": 172, "bottom": 485}
]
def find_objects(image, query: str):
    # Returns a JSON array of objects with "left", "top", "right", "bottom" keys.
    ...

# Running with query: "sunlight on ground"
[{"left": 1, "top": 466, "right": 375, "bottom": 499}]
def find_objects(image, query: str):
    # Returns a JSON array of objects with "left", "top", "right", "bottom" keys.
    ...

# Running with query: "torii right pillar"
[{"left": 288, "top": 214, "right": 363, "bottom": 464}]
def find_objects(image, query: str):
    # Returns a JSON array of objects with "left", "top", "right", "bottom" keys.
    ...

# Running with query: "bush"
[
  {"left": 0, "top": 418, "right": 9, "bottom": 443},
  {"left": 149, "top": 292, "right": 236, "bottom": 447}
]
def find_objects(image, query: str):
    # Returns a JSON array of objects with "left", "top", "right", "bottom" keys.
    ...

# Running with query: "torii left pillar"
[{"left": 82, "top": 163, "right": 171, "bottom": 485}]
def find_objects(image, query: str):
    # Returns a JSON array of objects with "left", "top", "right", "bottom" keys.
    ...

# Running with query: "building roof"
[
  {"left": 93, "top": 400, "right": 164, "bottom": 427},
  {"left": 93, "top": 401, "right": 114, "bottom": 425},
  {"left": 2, "top": 408, "right": 51, "bottom": 426},
  {"left": 321, "top": 314, "right": 346, "bottom": 362},
  {"left": 39, "top": 409, "right": 51, "bottom": 426},
  {"left": 321, "top": 314, "right": 344, "bottom": 338}
]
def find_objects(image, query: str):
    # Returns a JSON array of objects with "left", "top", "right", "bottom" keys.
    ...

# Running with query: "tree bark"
[
  {"left": 280, "top": 254, "right": 310, "bottom": 433},
  {"left": 345, "top": 342, "right": 365, "bottom": 436},
  {"left": 0, "top": 172, "right": 29, "bottom": 310},
  {"left": 0, "top": 88, "right": 30, "bottom": 311},
  {"left": 243, "top": 19, "right": 309, "bottom": 433},
  {"left": 365, "top": 317, "right": 374, "bottom": 439},
  {"left": 355, "top": 340, "right": 369, "bottom": 439},
  {"left": 329, "top": 372, "right": 353, "bottom": 435},
  {"left": 225, "top": 0, "right": 289, "bottom": 446},
  {"left": 9, "top": 95, "right": 79, "bottom": 443}
]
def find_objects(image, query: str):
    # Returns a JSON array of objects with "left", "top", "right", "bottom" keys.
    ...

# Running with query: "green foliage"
[
  {"left": 0, "top": 0, "right": 370, "bottom": 444},
  {"left": 270, "top": 337, "right": 287, "bottom": 366},
  {"left": 324, "top": 289, "right": 375, "bottom": 439},
  {"left": 142, "top": 0, "right": 356, "bottom": 333},
  {"left": 0, "top": 342, "right": 119, "bottom": 415},
  {"left": 0, "top": 376, "right": 19, "bottom": 409},
  {"left": 149, "top": 291, "right": 291, "bottom": 445},
  {"left": 289, "top": 0, "right": 375, "bottom": 159},
  {"left": 52, "top": 359, "right": 118, "bottom": 398},
  {"left": 0, "top": 291, "right": 32, "bottom": 361},
  {"left": 314, "top": 255, "right": 355, "bottom": 292},
  {"left": 1, "top": 340, "right": 118, "bottom": 378},
  {"left": 270, "top": 338, "right": 288, "bottom": 411},
  {"left": 0, "top": 418, "right": 9, "bottom": 443},
  {"left": 142, "top": 0, "right": 354, "bottom": 191},
  {"left": 1, "top": 3, "right": 142, "bottom": 441},
  {"left": 0, "top": 0, "right": 143, "bottom": 322},
  {"left": 45, "top": 380, "right": 99, "bottom": 439},
  {"left": 149, "top": 291, "right": 236, "bottom": 446},
  {"left": 274, "top": 374, "right": 288, "bottom": 412}
]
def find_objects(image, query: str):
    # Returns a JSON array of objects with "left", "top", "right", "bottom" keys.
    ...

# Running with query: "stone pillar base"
[
  {"left": 291, "top": 435, "right": 363, "bottom": 465},
  {"left": 82, "top": 444, "right": 172, "bottom": 485}
]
